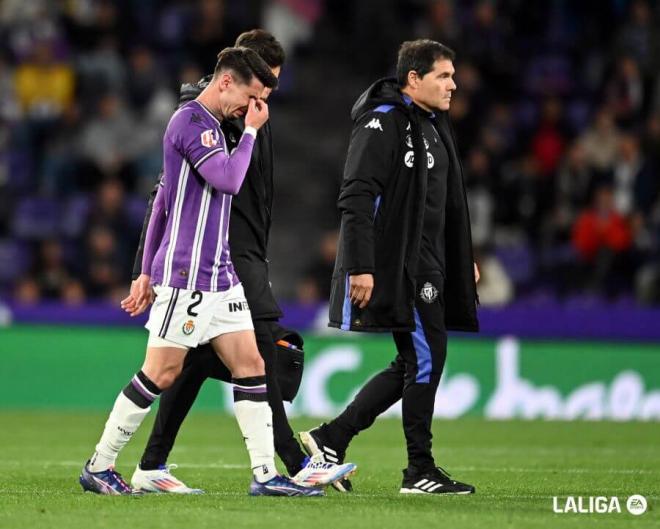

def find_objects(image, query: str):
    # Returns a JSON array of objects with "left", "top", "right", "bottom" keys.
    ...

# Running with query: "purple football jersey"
[{"left": 146, "top": 100, "right": 256, "bottom": 292}]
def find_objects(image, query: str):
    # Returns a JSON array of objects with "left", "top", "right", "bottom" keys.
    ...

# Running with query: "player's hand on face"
[
  {"left": 244, "top": 97, "right": 269, "bottom": 130},
  {"left": 349, "top": 273, "right": 374, "bottom": 309},
  {"left": 474, "top": 262, "right": 480, "bottom": 284},
  {"left": 120, "top": 274, "right": 154, "bottom": 317}
]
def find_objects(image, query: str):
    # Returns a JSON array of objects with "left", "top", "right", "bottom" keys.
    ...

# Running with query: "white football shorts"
[{"left": 145, "top": 283, "right": 254, "bottom": 349}]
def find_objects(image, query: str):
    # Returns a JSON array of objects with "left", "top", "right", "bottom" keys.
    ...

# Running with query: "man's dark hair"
[
  {"left": 235, "top": 29, "right": 285, "bottom": 68},
  {"left": 214, "top": 47, "right": 278, "bottom": 89},
  {"left": 396, "top": 39, "right": 456, "bottom": 87}
]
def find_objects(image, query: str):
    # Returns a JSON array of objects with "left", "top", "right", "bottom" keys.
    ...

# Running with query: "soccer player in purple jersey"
[{"left": 79, "top": 47, "right": 322, "bottom": 497}]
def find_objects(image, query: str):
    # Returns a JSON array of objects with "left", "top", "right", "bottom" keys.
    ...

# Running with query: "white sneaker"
[
  {"left": 291, "top": 453, "right": 357, "bottom": 487},
  {"left": 130, "top": 464, "right": 204, "bottom": 494}
]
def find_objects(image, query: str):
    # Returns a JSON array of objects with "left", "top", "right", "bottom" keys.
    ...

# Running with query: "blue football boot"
[
  {"left": 249, "top": 474, "right": 325, "bottom": 497},
  {"left": 80, "top": 461, "right": 143, "bottom": 495}
]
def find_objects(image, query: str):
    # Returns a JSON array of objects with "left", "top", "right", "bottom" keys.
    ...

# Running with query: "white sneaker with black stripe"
[
  {"left": 399, "top": 467, "right": 475, "bottom": 495},
  {"left": 299, "top": 425, "right": 353, "bottom": 492}
]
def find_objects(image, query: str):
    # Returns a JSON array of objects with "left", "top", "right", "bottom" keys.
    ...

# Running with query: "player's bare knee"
[
  {"left": 141, "top": 364, "right": 181, "bottom": 390},
  {"left": 233, "top": 352, "right": 264, "bottom": 378}
]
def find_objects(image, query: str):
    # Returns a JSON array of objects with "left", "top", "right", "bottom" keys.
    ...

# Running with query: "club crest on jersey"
[
  {"left": 182, "top": 319, "right": 195, "bottom": 335},
  {"left": 200, "top": 129, "right": 219, "bottom": 148},
  {"left": 420, "top": 282, "right": 438, "bottom": 303}
]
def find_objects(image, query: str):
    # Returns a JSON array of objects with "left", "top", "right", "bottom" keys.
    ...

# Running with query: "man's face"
[
  {"left": 217, "top": 72, "right": 265, "bottom": 119},
  {"left": 413, "top": 59, "right": 456, "bottom": 112},
  {"left": 261, "top": 65, "right": 281, "bottom": 100}
]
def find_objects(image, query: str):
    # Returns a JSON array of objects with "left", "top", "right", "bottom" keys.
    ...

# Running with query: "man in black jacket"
[
  {"left": 300, "top": 40, "right": 479, "bottom": 495},
  {"left": 121, "top": 29, "right": 355, "bottom": 493}
]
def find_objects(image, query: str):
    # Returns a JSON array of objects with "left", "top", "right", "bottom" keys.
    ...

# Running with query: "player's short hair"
[
  {"left": 396, "top": 39, "right": 456, "bottom": 87},
  {"left": 213, "top": 47, "right": 278, "bottom": 89},
  {"left": 235, "top": 29, "right": 285, "bottom": 68}
]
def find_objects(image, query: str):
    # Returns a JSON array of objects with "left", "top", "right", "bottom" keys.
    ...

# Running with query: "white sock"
[
  {"left": 233, "top": 400, "right": 277, "bottom": 483},
  {"left": 88, "top": 392, "right": 151, "bottom": 472}
]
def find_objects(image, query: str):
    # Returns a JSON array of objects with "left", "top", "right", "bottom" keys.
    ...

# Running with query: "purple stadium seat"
[
  {"left": 494, "top": 244, "right": 535, "bottom": 286},
  {"left": 61, "top": 194, "right": 92, "bottom": 238},
  {"left": 125, "top": 195, "right": 148, "bottom": 231},
  {"left": 0, "top": 239, "right": 31, "bottom": 284},
  {"left": 11, "top": 197, "right": 61, "bottom": 239}
]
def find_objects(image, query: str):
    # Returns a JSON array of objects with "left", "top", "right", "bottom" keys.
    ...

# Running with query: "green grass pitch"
[{"left": 0, "top": 411, "right": 657, "bottom": 529}]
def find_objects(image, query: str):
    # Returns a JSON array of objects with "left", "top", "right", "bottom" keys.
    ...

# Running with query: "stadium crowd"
[{"left": 0, "top": 0, "right": 659, "bottom": 306}]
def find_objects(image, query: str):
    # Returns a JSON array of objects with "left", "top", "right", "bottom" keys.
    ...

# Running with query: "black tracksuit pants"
[
  {"left": 140, "top": 319, "right": 307, "bottom": 476},
  {"left": 326, "top": 275, "right": 447, "bottom": 473}
]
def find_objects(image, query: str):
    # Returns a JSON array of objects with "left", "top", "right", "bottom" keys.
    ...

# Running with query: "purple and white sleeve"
[
  {"left": 193, "top": 128, "right": 256, "bottom": 195},
  {"left": 140, "top": 182, "right": 166, "bottom": 276}
]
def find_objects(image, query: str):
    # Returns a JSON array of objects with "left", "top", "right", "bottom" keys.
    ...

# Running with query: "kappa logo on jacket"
[{"left": 364, "top": 118, "right": 383, "bottom": 131}]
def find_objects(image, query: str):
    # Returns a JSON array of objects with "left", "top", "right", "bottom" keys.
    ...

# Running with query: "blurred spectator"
[
  {"left": 614, "top": 0, "right": 659, "bottom": 75},
  {"left": 187, "top": 0, "right": 231, "bottom": 72},
  {"left": 264, "top": 0, "right": 323, "bottom": 57},
  {"left": 552, "top": 142, "right": 595, "bottom": 242},
  {"left": 12, "top": 239, "right": 85, "bottom": 305},
  {"left": 13, "top": 40, "right": 74, "bottom": 120},
  {"left": 416, "top": 0, "right": 462, "bottom": 51},
  {"left": 531, "top": 97, "right": 566, "bottom": 178},
  {"left": 76, "top": 93, "right": 137, "bottom": 188},
  {"left": 612, "top": 133, "right": 657, "bottom": 215},
  {"left": 83, "top": 225, "right": 125, "bottom": 301},
  {"left": 297, "top": 230, "right": 338, "bottom": 304},
  {"left": 465, "top": 148, "right": 494, "bottom": 247},
  {"left": 572, "top": 185, "right": 633, "bottom": 296},
  {"left": 605, "top": 55, "right": 645, "bottom": 127},
  {"left": 578, "top": 108, "right": 621, "bottom": 175},
  {"left": 474, "top": 247, "right": 514, "bottom": 306}
]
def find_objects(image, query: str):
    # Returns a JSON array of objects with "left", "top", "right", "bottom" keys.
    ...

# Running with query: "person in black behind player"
[
  {"left": 121, "top": 29, "right": 355, "bottom": 493},
  {"left": 300, "top": 39, "right": 480, "bottom": 495}
]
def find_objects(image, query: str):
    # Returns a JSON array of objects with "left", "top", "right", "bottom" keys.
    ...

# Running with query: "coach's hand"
[
  {"left": 245, "top": 97, "right": 269, "bottom": 130},
  {"left": 120, "top": 274, "right": 154, "bottom": 317},
  {"left": 349, "top": 273, "right": 374, "bottom": 309}
]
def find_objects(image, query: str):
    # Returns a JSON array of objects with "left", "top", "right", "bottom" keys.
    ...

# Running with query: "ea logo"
[
  {"left": 626, "top": 495, "right": 647, "bottom": 515},
  {"left": 427, "top": 152, "right": 434, "bottom": 168},
  {"left": 404, "top": 151, "right": 415, "bottom": 168}
]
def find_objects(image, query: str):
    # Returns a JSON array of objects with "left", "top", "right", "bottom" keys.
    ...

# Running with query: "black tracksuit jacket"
[
  {"left": 328, "top": 78, "right": 479, "bottom": 333},
  {"left": 132, "top": 80, "right": 282, "bottom": 320}
]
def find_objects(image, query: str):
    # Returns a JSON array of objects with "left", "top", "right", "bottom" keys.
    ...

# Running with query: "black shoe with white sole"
[
  {"left": 299, "top": 424, "right": 353, "bottom": 493},
  {"left": 400, "top": 466, "right": 475, "bottom": 495}
]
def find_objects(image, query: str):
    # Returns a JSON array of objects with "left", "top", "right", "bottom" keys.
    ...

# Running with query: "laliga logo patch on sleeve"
[{"left": 200, "top": 129, "right": 220, "bottom": 148}]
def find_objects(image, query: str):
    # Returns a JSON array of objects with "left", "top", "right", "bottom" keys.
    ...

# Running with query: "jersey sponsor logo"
[
  {"left": 427, "top": 152, "right": 434, "bottom": 168},
  {"left": 420, "top": 282, "right": 439, "bottom": 303},
  {"left": 182, "top": 319, "right": 195, "bottom": 335},
  {"left": 200, "top": 129, "right": 220, "bottom": 148},
  {"left": 364, "top": 118, "right": 383, "bottom": 131},
  {"left": 228, "top": 301, "right": 250, "bottom": 313},
  {"left": 404, "top": 150, "right": 415, "bottom": 168}
]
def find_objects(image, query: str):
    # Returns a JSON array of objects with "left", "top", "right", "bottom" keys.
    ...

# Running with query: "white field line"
[
  {"left": 0, "top": 460, "right": 656, "bottom": 475},
  {"left": 0, "top": 490, "right": 658, "bottom": 501}
]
